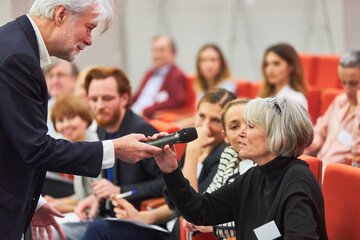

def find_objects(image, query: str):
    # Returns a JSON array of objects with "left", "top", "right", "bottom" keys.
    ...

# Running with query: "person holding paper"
[
  {"left": 305, "top": 49, "right": 360, "bottom": 174},
  {"left": 80, "top": 88, "right": 237, "bottom": 240},
  {"left": 43, "top": 66, "right": 164, "bottom": 240},
  {"left": 154, "top": 97, "right": 328, "bottom": 239}
]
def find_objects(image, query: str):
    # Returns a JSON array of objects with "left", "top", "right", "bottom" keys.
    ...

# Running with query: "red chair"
[
  {"left": 322, "top": 164, "right": 360, "bottom": 240},
  {"left": 147, "top": 119, "right": 180, "bottom": 134},
  {"left": 149, "top": 75, "right": 196, "bottom": 122},
  {"left": 236, "top": 80, "right": 252, "bottom": 98},
  {"left": 298, "top": 52, "right": 319, "bottom": 86},
  {"left": 319, "top": 88, "right": 344, "bottom": 117},
  {"left": 184, "top": 75, "right": 197, "bottom": 114},
  {"left": 249, "top": 81, "right": 262, "bottom": 99},
  {"left": 299, "top": 155, "right": 322, "bottom": 185},
  {"left": 313, "top": 54, "right": 342, "bottom": 89},
  {"left": 306, "top": 86, "right": 321, "bottom": 124},
  {"left": 175, "top": 143, "right": 187, "bottom": 161}
]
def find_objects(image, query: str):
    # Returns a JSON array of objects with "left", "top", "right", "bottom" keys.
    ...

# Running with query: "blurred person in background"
[
  {"left": 259, "top": 43, "right": 308, "bottom": 111},
  {"left": 131, "top": 35, "right": 187, "bottom": 118},
  {"left": 43, "top": 59, "right": 79, "bottom": 137},
  {"left": 194, "top": 44, "right": 236, "bottom": 101},
  {"left": 306, "top": 49, "right": 360, "bottom": 173}
]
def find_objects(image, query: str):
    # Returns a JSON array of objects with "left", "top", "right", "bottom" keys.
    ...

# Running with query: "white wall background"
[{"left": 1, "top": 0, "right": 358, "bottom": 92}]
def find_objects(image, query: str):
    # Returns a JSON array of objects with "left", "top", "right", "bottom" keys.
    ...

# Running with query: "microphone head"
[{"left": 178, "top": 127, "right": 198, "bottom": 143}]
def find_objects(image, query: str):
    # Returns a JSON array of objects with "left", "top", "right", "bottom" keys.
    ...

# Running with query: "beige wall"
[{"left": 0, "top": 0, "right": 357, "bottom": 92}]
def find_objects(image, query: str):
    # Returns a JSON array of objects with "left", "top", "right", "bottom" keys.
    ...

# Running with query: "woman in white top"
[
  {"left": 259, "top": 43, "right": 308, "bottom": 111},
  {"left": 44, "top": 94, "right": 101, "bottom": 213},
  {"left": 195, "top": 44, "right": 236, "bottom": 101}
]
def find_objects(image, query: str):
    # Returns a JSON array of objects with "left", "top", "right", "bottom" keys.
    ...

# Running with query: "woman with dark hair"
[
  {"left": 194, "top": 44, "right": 236, "bottom": 101},
  {"left": 259, "top": 43, "right": 308, "bottom": 111}
]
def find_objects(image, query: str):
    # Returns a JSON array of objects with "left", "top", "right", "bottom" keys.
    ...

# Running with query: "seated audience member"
[
  {"left": 183, "top": 98, "right": 256, "bottom": 239},
  {"left": 75, "top": 65, "right": 94, "bottom": 101},
  {"left": 49, "top": 66, "right": 164, "bottom": 240},
  {"left": 306, "top": 49, "right": 360, "bottom": 173},
  {"left": 44, "top": 94, "right": 101, "bottom": 213},
  {"left": 259, "top": 43, "right": 308, "bottom": 111},
  {"left": 43, "top": 58, "right": 79, "bottom": 137},
  {"left": 131, "top": 35, "right": 187, "bottom": 118},
  {"left": 154, "top": 97, "right": 328, "bottom": 239},
  {"left": 80, "top": 88, "right": 237, "bottom": 240},
  {"left": 42, "top": 59, "right": 80, "bottom": 198},
  {"left": 194, "top": 44, "right": 236, "bottom": 101}
]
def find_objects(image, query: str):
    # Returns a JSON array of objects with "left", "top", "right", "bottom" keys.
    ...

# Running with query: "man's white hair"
[{"left": 28, "top": 0, "right": 113, "bottom": 34}]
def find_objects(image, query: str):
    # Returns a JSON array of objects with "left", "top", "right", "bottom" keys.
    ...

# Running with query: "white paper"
[
  {"left": 106, "top": 217, "right": 169, "bottom": 233},
  {"left": 54, "top": 212, "right": 81, "bottom": 224},
  {"left": 253, "top": 220, "right": 281, "bottom": 240}
]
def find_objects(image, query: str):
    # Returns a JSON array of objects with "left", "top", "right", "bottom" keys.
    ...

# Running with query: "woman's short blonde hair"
[{"left": 244, "top": 97, "right": 313, "bottom": 157}]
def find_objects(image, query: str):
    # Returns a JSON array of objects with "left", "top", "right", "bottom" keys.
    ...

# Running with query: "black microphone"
[{"left": 146, "top": 127, "right": 198, "bottom": 148}]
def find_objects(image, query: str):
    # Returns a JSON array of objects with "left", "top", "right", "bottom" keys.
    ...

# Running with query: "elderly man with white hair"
[{"left": 0, "top": 1, "right": 162, "bottom": 239}]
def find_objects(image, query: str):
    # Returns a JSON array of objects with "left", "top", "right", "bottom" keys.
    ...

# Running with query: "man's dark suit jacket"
[
  {"left": 132, "top": 65, "right": 188, "bottom": 117},
  {"left": 98, "top": 110, "right": 164, "bottom": 214},
  {"left": 0, "top": 15, "right": 103, "bottom": 240}
]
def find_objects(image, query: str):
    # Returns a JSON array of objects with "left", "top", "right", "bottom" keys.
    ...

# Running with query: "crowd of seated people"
[
  {"left": 40, "top": 66, "right": 164, "bottom": 240},
  {"left": 37, "top": 34, "right": 360, "bottom": 240},
  {"left": 79, "top": 88, "right": 236, "bottom": 240}
]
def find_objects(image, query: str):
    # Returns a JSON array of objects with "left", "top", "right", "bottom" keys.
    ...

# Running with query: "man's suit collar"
[{"left": 15, "top": 15, "right": 40, "bottom": 61}]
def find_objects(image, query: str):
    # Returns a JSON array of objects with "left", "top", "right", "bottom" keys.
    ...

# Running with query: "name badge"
[
  {"left": 156, "top": 90, "right": 169, "bottom": 103},
  {"left": 337, "top": 129, "right": 351, "bottom": 147},
  {"left": 253, "top": 220, "right": 281, "bottom": 240}
]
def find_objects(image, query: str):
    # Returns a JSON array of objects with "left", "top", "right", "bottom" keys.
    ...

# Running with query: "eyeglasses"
[{"left": 269, "top": 97, "right": 282, "bottom": 116}]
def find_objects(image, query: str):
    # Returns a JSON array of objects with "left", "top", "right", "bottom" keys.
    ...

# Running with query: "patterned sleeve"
[{"left": 206, "top": 146, "right": 239, "bottom": 239}]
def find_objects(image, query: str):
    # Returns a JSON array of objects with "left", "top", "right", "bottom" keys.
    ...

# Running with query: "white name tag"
[
  {"left": 156, "top": 90, "right": 169, "bottom": 103},
  {"left": 337, "top": 129, "right": 351, "bottom": 147},
  {"left": 253, "top": 220, "right": 281, "bottom": 240}
]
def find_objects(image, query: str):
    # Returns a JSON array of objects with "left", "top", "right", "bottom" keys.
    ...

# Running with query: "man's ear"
[
  {"left": 120, "top": 93, "right": 129, "bottom": 108},
  {"left": 53, "top": 5, "right": 67, "bottom": 26}
]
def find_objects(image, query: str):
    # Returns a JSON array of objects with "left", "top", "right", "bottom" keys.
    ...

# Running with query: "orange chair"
[
  {"left": 236, "top": 80, "right": 252, "bottom": 98},
  {"left": 249, "top": 81, "right": 262, "bottom": 99},
  {"left": 313, "top": 54, "right": 342, "bottom": 89},
  {"left": 149, "top": 75, "right": 197, "bottom": 122},
  {"left": 306, "top": 86, "right": 321, "bottom": 124},
  {"left": 319, "top": 88, "right": 344, "bottom": 117},
  {"left": 298, "top": 52, "right": 319, "bottom": 86},
  {"left": 184, "top": 75, "right": 197, "bottom": 114},
  {"left": 140, "top": 197, "right": 166, "bottom": 211},
  {"left": 147, "top": 119, "right": 180, "bottom": 134},
  {"left": 322, "top": 164, "right": 360, "bottom": 240},
  {"left": 299, "top": 155, "right": 323, "bottom": 185}
]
